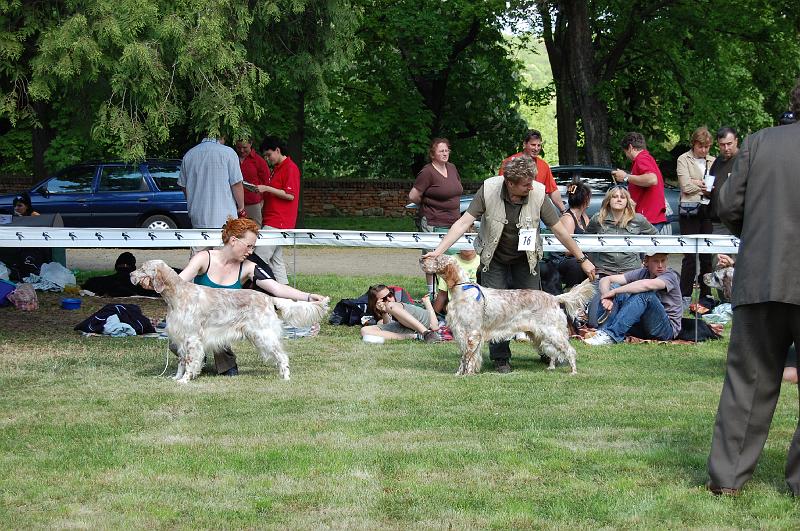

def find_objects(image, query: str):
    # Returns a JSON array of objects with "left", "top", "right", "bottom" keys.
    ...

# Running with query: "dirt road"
[{"left": 67, "top": 247, "right": 425, "bottom": 276}]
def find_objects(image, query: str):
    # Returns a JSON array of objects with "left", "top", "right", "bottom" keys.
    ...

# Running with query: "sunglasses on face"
[{"left": 379, "top": 293, "right": 395, "bottom": 302}]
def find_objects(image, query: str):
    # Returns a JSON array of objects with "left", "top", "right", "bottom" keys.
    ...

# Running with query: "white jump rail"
[{"left": 0, "top": 227, "right": 740, "bottom": 254}]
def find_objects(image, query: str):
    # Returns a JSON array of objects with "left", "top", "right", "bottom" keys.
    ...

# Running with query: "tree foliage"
[
  {"left": 527, "top": 0, "right": 800, "bottom": 166},
  {"left": 303, "top": 0, "right": 531, "bottom": 180},
  {"left": 2, "top": 0, "right": 798, "bottom": 182}
]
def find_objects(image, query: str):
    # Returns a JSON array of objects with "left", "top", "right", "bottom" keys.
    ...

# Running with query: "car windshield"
[{"left": 553, "top": 168, "right": 614, "bottom": 193}]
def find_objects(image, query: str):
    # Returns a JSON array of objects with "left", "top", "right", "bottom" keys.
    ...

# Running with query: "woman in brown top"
[{"left": 409, "top": 137, "right": 464, "bottom": 295}]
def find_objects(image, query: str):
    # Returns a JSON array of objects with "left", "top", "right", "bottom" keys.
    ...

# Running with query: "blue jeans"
[{"left": 597, "top": 290, "right": 673, "bottom": 343}]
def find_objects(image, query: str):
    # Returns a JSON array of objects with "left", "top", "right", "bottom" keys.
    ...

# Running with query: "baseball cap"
[{"left": 645, "top": 251, "right": 667, "bottom": 257}]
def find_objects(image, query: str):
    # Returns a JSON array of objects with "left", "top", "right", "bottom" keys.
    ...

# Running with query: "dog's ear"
[
  {"left": 152, "top": 266, "right": 166, "bottom": 293},
  {"left": 443, "top": 262, "right": 460, "bottom": 289}
]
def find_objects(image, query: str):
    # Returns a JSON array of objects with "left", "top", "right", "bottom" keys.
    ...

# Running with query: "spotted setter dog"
[
  {"left": 130, "top": 259, "right": 328, "bottom": 383},
  {"left": 421, "top": 255, "right": 595, "bottom": 375}
]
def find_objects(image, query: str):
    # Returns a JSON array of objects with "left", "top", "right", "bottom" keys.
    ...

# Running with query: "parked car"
[
  {"left": 407, "top": 165, "right": 680, "bottom": 233},
  {"left": 0, "top": 160, "right": 189, "bottom": 229}
]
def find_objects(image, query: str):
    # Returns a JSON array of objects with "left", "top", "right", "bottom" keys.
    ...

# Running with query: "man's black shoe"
[{"left": 495, "top": 361, "right": 512, "bottom": 374}]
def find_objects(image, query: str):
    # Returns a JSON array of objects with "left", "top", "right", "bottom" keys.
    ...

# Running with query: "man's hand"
[
  {"left": 717, "top": 254, "right": 735, "bottom": 268},
  {"left": 601, "top": 289, "right": 616, "bottom": 311},
  {"left": 421, "top": 250, "right": 441, "bottom": 260},
  {"left": 611, "top": 169, "right": 627, "bottom": 183}
]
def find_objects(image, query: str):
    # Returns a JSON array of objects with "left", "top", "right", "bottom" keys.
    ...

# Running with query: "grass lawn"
[{"left": 1, "top": 273, "right": 799, "bottom": 528}]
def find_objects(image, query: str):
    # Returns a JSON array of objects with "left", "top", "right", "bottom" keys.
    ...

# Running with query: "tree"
[
  {"left": 244, "top": 0, "right": 361, "bottom": 172},
  {"left": 303, "top": 0, "right": 531, "bottom": 179},
  {"left": 1, "top": 0, "right": 270, "bottom": 176},
  {"left": 527, "top": 0, "right": 800, "bottom": 166}
]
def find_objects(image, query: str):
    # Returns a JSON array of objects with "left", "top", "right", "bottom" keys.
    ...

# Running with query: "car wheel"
[{"left": 141, "top": 215, "right": 177, "bottom": 230}]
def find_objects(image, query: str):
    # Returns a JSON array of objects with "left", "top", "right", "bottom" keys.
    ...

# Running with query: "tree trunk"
[
  {"left": 287, "top": 90, "right": 306, "bottom": 225},
  {"left": 563, "top": 0, "right": 611, "bottom": 165},
  {"left": 31, "top": 101, "right": 53, "bottom": 179},
  {"left": 539, "top": 1, "right": 578, "bottom": 164}
]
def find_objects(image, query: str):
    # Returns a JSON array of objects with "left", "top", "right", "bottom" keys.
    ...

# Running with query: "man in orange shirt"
[{"left": 499, "top": 129, "right": 565, "bottom": 212}]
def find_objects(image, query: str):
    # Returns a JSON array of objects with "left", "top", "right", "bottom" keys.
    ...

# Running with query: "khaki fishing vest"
[{"left": 474, "top": 176, "right": 546, "bottom": 274}]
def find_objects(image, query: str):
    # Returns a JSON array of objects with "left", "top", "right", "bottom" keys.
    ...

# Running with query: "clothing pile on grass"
[{"left": 74, "top": 304, "right": 161, "bottom": 338}]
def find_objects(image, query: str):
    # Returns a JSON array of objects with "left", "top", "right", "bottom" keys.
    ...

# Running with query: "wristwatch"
[
  {"left": 623, "top": 173, "right": 629, "bottom": 183},
  {"left": 576, "top": 255, "right": 589, "bottom": 264}
]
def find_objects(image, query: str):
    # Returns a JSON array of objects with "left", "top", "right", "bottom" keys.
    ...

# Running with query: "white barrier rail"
[{"left": 0, "top": 227, "right": 740, "bottom": 254}]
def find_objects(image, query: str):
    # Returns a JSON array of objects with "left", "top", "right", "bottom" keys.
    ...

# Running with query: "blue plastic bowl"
[{"left": 61, "top": 297, "right": 82, "bottom": 310}]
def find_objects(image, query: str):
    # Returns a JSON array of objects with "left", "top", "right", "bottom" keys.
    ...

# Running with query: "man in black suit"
[{"left": 707, "top": 78, "right": 800, "bottom": 496}]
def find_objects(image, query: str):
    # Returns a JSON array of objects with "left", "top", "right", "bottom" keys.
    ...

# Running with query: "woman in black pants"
[{"left": 676, "top": 126, "right": 715, "bottom": 305}]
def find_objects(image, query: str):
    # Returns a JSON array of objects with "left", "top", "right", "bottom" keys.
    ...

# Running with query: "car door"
[
  {"left": 90, "top": 164, "right": 153, "bottom": 227},
  {"left": 144, "top": 161, "right": 190, "bottom": 228},
  {"left": 34, "top": 165, "right": 98, "bottom": 226}
]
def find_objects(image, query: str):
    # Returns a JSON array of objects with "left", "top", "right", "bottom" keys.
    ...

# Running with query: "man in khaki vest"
[{"left": 424, "top": 156, "right": 596, "bottom": 373}]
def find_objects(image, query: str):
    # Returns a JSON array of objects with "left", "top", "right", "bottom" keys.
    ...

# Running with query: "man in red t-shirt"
[
  {"left": 498, "top": 129, "right": 565, "bottom": 212},
  {"left": 255, "top": 137, "right": 300, "bottom": 284},
  {"left": 236, "top": 139, "right": 270, "bottom": 228},
  {"left": 611, "top": 132, "right": 669, "bottom": 233}
]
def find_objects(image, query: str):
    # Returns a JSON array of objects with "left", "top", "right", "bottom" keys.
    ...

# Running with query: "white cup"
[{"left": 704, "top": 173, "right": 715, "bottom": 192}]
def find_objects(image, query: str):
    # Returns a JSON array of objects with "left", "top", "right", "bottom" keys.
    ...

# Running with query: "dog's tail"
[
  {"left": 272, "top": 297, "right": 330, "bottom": 327},
  {"left": 554, "top": 279, "right": 595, "bottom": 318}
]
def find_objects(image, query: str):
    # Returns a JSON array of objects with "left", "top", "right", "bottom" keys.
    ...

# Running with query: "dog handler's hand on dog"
[
  {"left": 422, "top": 211, "right": 477, "bottom": 260},
  {"left": 550, "top": 220, "right": 596, "bottom": 281}
]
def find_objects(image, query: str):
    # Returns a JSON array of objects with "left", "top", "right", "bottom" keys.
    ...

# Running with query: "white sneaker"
[
  {"left": 584, "top": 330, "right": 615, "bottom": 345},
  {"left": 362, "top": 334, "right": 385, "bottom": 344}
]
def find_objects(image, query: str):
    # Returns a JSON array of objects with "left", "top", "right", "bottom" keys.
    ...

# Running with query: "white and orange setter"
[
  {"left": 130, "top": 260, "right": 328, "bottom": 383},
  {"left": 421, "top": 255, "right": 594, "bottom": 375}
]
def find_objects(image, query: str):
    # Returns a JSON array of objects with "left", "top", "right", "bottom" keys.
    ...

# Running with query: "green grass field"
[{"left": 1, "top": 273, "right": 799, "bottom": 528}]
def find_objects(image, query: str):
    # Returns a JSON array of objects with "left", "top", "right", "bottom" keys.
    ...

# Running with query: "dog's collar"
[{"left": 456, "top": 282, "right": 484, "bottom": 301}]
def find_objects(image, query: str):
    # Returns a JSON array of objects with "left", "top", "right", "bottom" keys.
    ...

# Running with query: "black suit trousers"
[{"left": 707, "top": 302, "right": 800, "bottom": 494}]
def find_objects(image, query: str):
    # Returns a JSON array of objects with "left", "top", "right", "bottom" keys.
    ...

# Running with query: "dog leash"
[{"left": 155, "top": 340, "right": 171, "bottom": 377}]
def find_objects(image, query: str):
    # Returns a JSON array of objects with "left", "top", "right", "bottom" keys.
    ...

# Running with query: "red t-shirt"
[
  {"left": 262, "top": 156, "right": 300, "bottom": 229},
  {"left": 498, "top": 153, "right": 557, "bottom": 194},
  {"left": 629, "top": 149, "right": 667, "bottom": 224},
  {"left": 240, "top": 151, "right": 270, "bottom": 205}
]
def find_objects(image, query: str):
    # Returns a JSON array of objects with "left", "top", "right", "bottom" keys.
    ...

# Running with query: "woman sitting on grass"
[{"left": 360, "top": 284, "right": 441, "bottom": 343}]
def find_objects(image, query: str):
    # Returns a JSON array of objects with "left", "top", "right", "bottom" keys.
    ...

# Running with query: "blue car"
[{"left": 0, "top": 160, "right": 189, "bottom": 229}]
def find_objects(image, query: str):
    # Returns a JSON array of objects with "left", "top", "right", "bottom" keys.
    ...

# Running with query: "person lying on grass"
[
  {"left": 360, "top": 284, "right": 441, "bottom": 343},
  {"left": 584, "top": 251, "right": 682, "bottom": 345}
]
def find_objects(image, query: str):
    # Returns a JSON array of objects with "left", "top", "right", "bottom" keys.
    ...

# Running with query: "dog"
[
  {"left": 703, "top": 266, "right": 734, "bottom": 301},
  {"left": 420, "top": 255, "right": 595, "bottom": 375},
  {"left": 130, "top": 259, "right": 328, "bottom": 383}
]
